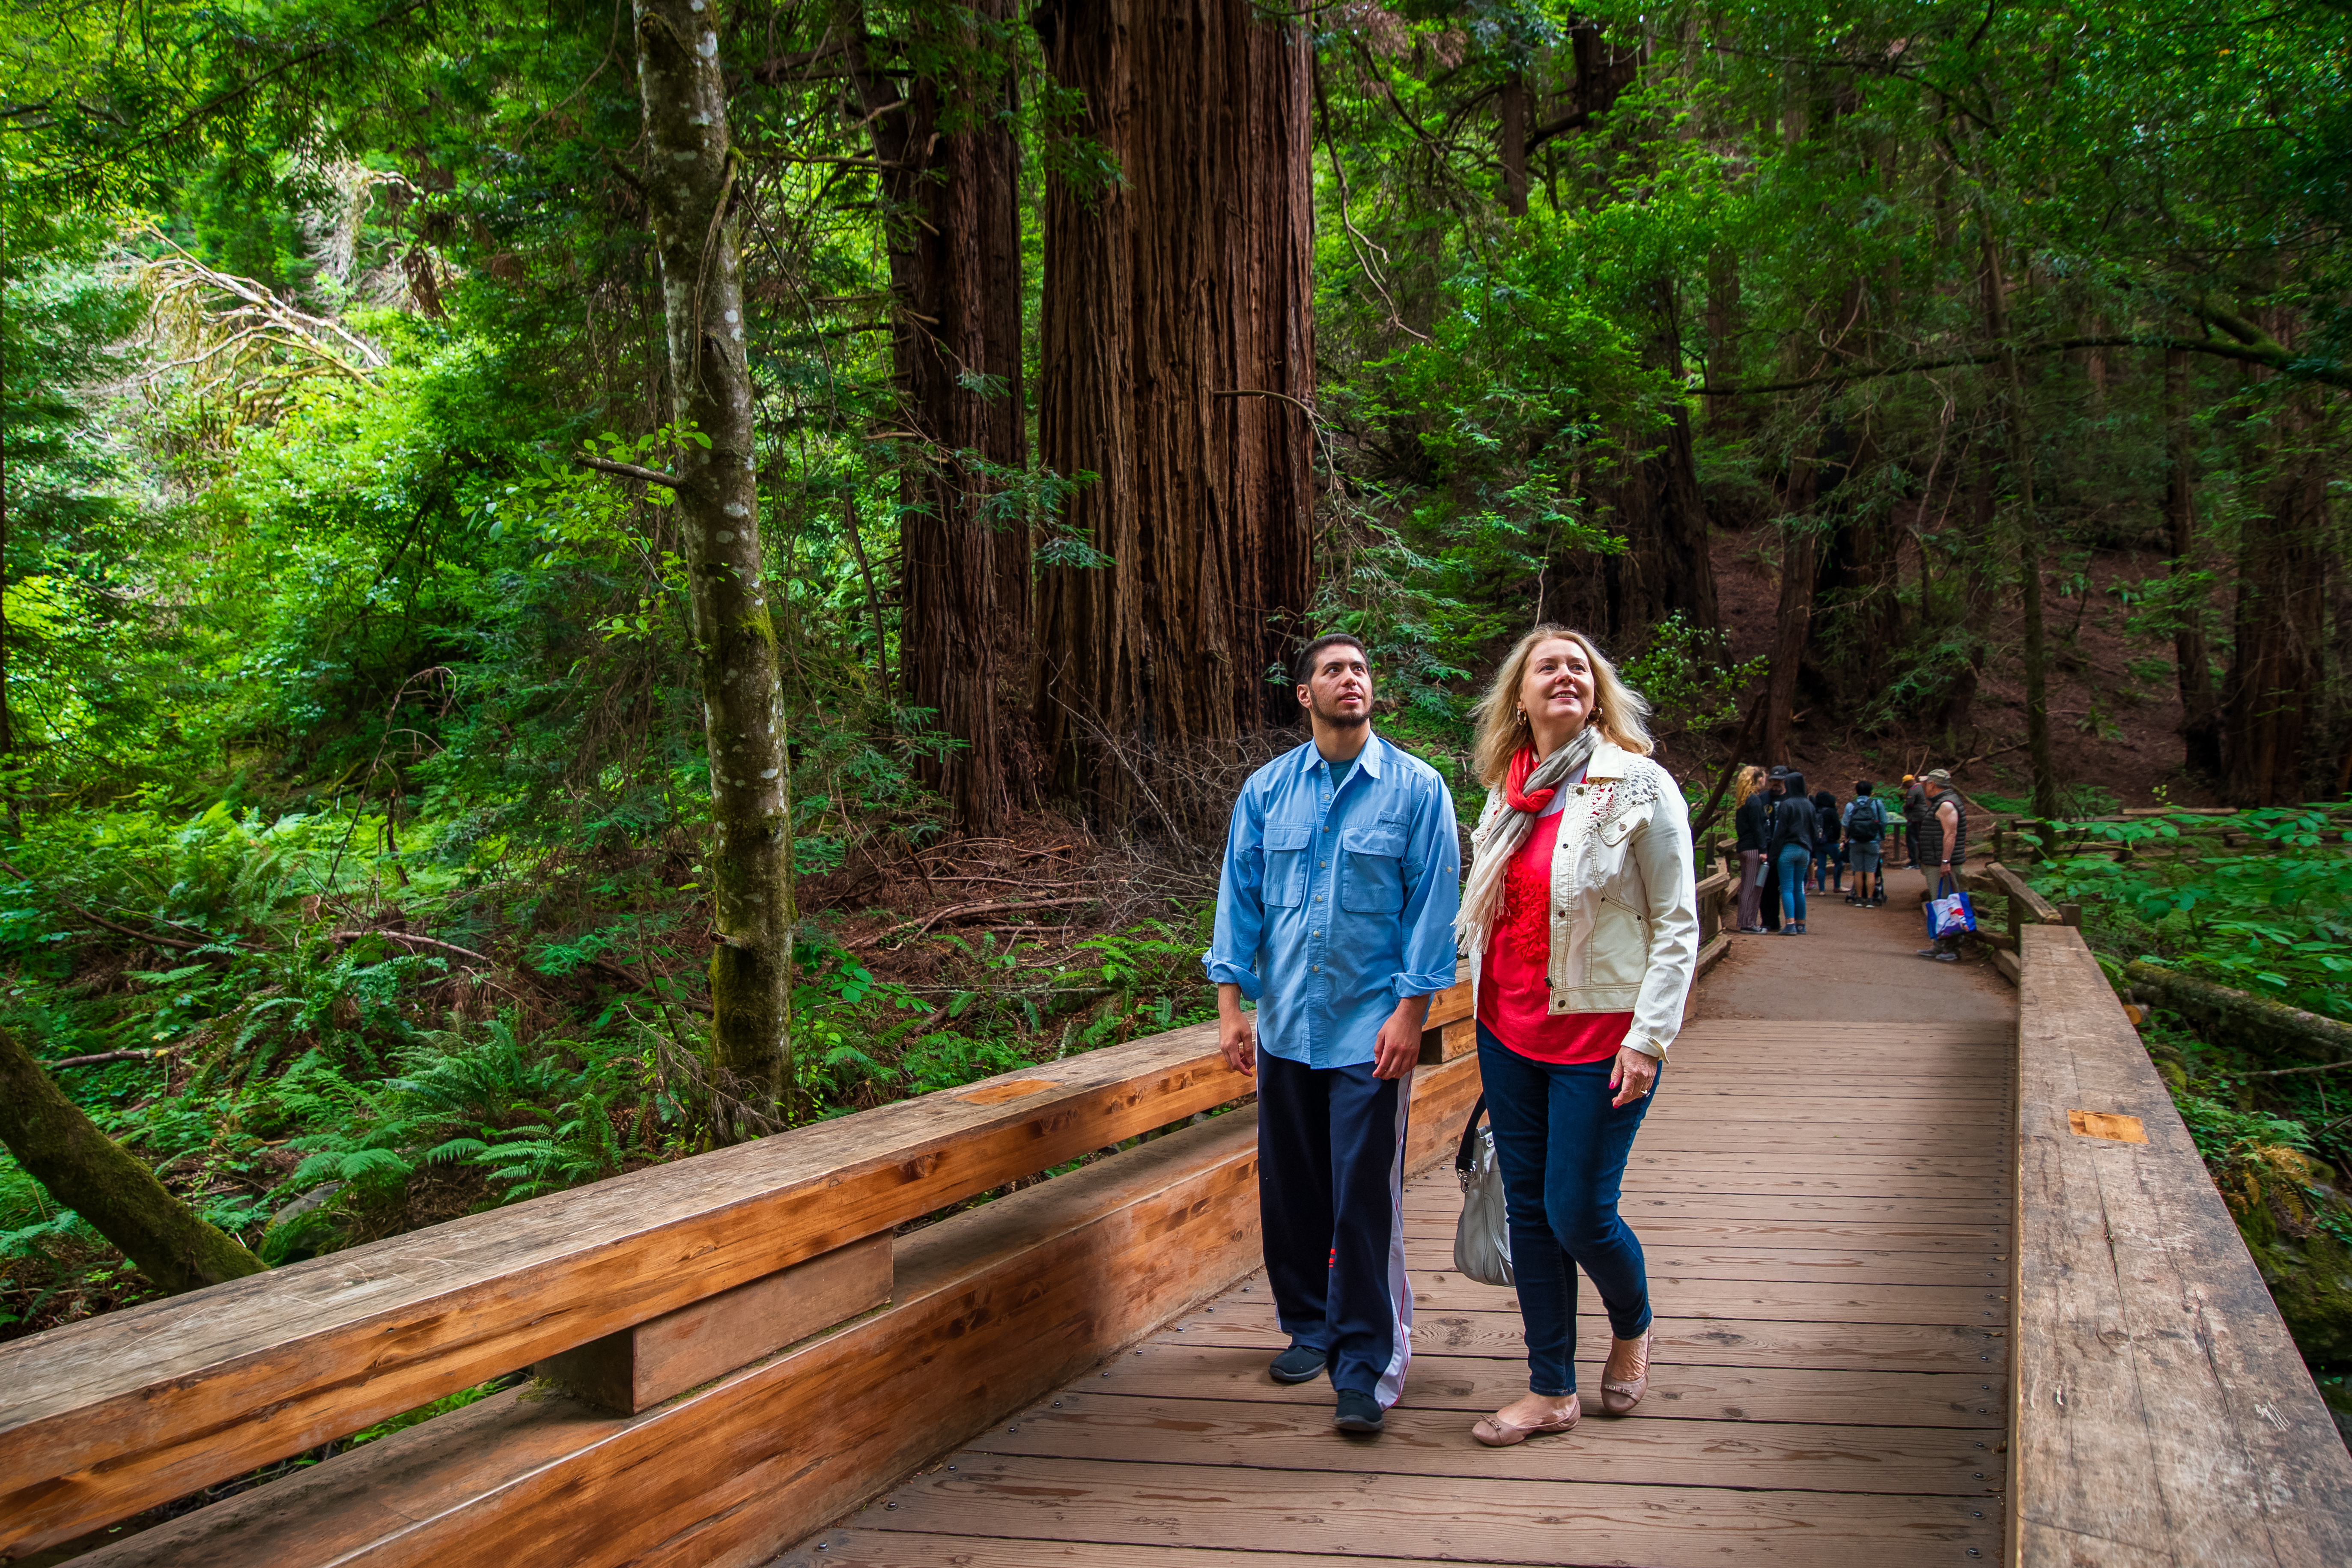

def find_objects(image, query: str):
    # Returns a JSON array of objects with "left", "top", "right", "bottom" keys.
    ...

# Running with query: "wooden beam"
[
  {"left": 2012, "top": 925, "right": 2352, "bottom": 1565},
  {"left": 0, "top": 1026, "right": 1263, "bottom": 1556},
  {"left": 71, "top": 1052, "right": 1484, "bottom": 1568},
  {"left": 536, "top": 1234, "right": 892, "bottom": 1415},
  {"left": 1981, "top": 861, "right": 2062, "bottom": 927}
]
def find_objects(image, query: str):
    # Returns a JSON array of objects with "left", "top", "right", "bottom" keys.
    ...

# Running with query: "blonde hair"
[
  {"left": 1732, "top": 764, "right": 1767, "bottom": 809},
  {"left": 1471, "top": 626, "right": 1654, "bottom": 786}
]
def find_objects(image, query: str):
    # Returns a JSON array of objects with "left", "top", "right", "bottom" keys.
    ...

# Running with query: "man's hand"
[
  {"left": 1609, "top": 1046, "right": 1659, "bottom": 1109},
  {"left": 1216, "top": 983, "right": 1256, "bottom": 1077},
  {"left": 1372, "top": 994, "right": 1432, "bottom": 1081}
]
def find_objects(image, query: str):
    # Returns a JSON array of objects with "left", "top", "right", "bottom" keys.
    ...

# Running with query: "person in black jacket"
[
  {"left": 1731, "top": 766, "right": 1771, "bottom": 933},
  {"left": 1810, "top": 787, "right": 1842, "bottom": 894},
  {"left": 1766, "top": 768, "right": 1818, "bottom": 933}
]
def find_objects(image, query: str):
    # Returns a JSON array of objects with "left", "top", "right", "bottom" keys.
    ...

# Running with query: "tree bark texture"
[
  {"left": 1759, "top": 453, "right": 1820, "bottom": 769},
  {"left": 854, "top": 1, "right": 1031, "bottom": 832},
  {"left": 632, "top": 0, "right": 793, "bottom": 1125},
  {"left": 1979, "top": 226, "right": 2058, "bottom": 820},
  {"left": 2221, "top": 393, "right": 2328, "bottom": 805},
  {"left": 2164, "top": 347, "right": 2221, "bottom": 777},
  {"left": 1499, "top": 70, "right": 1529, "bottom": 216},
  {"left": 1034, "top": 0, "right": 1316, "bottom": 823},
  {"left": 0, "top": 1028, "right": 265, "bottom": 1294}
]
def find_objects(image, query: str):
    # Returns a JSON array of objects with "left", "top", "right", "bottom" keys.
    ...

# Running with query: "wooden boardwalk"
[{"left": 778, "top": 1002, "right": 2017, "bottom": 1567}]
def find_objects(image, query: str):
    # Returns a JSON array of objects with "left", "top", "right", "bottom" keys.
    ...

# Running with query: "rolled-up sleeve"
[
  {"left": 1203, "top": 781, "right": 1268, "bottom": 999},
  {"left": 1625, "top": 775, "right": 1700, "bottom": 1058},
  {"left": 1388, "top": 774, "right": 1463, "bottom": 999}
]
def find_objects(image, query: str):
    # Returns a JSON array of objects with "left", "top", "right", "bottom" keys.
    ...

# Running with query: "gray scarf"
[{"left": 1459, "top": 724, "right": 1601, "bottom": 956}]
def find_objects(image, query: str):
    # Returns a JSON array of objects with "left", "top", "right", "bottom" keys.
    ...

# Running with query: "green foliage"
[{"left": 2030, "top": 809, "right": 2352, "bottom": 1020}]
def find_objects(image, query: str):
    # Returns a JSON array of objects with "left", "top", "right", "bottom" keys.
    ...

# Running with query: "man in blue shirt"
[{"left": 1204, "top": 632, "right": 1462, "bottom": 1435}]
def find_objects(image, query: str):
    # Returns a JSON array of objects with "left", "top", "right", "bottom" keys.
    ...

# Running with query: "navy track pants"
[{"left": 1255, "top": 1052, "right": 1414, "bottom": 1407}]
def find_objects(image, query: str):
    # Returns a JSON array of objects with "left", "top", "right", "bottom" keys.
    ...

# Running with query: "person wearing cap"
[
  {"left": 1914, "top": 767, "right": 1970, "bottom": 963},
  {"left": 1900, "top": 773, "right": 1930, "bottom": 870}
]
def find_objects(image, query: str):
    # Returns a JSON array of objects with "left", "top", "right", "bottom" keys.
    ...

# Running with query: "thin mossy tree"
[
  {"left": 0, "top": 1029, "right": 265, "bottom": 1294},
  {"left": 593, "top": 0, "right": 796, "bottom": 1133}
]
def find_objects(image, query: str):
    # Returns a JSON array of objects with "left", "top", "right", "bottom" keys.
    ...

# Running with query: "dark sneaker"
[
  {"left": 1915, "top": 947, "right": 1959, "bottom": 963},
  {"left": 1333, "top": 1389, "right": 1385, "bottom": 1433},
  {"left": 1269, "top": 1344, "right": 1328, "bottom": 1384}
]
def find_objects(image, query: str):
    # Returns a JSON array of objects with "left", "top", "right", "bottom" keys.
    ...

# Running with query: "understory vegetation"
[{"left": 2, "top": 0, "right": 2347, "bottom": 1364}]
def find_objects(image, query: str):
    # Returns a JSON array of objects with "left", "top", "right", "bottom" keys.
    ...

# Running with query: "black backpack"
[{"left": 1846, "top": 797, "right": 1884, "bottom": 842}]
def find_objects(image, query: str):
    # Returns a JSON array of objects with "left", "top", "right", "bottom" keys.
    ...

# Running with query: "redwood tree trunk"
[
  {"left": 632, "top": 0, "right": 793, "bottom": 1129},
  {"left": 2164, "top": 347, "right": 2221, "bottom": 777},
  {"left": 1979, "top": 226, "right": 2057, "bottom": 821},
  {"left": 1499, "top": 70, "right": 1529, "bottom": 216},
  {"left": 1034, "top": 0, "right": 1316, "bottom": 823},
  {"left": 854, "top": 3, "right": 1031, "bottom": 831},
  {"left": 1759, "top": 452, "right": 1819, "bottom": 769},
  {"left": 2221, "top": 394, "right": 2327, "bottom": 805}
]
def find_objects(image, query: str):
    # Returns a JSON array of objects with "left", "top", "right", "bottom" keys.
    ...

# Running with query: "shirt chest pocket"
[
  {"left": 1339, "top": 823, "right": 1408, "bottom": 913},
  {"left": 1597, "top": 809, "right": 1642, "bottom": 856},
  {"left": 1263, "top": 823, "right": 1312, "bottom": 908}
]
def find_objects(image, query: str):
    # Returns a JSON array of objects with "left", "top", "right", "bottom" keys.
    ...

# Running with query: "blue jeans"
[
  {"left": 1477, "top": 1025, "right": 1659, "bottom": 1396},
  {"left": 1812, "top": 843, "right": 1842, "bottom": 891},
  {"left": 1776, "top": 843, "right": 1812, "bottom": 923}
]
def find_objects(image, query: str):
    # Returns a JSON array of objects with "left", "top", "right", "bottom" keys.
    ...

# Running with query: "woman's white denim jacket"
[{"left": 1464, "top": 740, "right": 1700, "bottom": 1061}]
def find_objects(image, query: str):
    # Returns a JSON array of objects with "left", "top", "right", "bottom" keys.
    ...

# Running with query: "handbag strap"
[{"left": 1454, "top": 1094, "right": 1488, "bottom": 1177}]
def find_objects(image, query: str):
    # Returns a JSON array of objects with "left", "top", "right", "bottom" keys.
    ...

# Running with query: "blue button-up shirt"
[{"left": 1202, "top": 735, "right": 1462, "bottom": 1068}]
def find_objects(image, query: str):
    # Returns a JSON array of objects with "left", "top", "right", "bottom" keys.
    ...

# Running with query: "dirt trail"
[{"left": 1692, "top": 862, "right": 2017, "bottom": 1025}]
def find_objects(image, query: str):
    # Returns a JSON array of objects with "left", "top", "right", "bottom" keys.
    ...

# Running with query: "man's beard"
[{"left": 1308, "top": 694, "right": 1371, "bottom": 730}]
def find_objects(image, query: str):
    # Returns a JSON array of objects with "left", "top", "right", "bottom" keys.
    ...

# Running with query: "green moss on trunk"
[{"left": 0, "top": 1026, "right": 265, "bottom": 1294}]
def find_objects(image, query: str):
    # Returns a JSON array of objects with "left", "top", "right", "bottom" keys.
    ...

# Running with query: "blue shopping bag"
[{"left": 1926, "top": 876, "right": 1977, "bottom": 940}]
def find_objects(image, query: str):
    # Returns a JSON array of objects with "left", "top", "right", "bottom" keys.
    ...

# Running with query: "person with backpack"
[
  {"left": 1843, "top": 781, "right": 1889, "bottom": 905},
  {"left": 1766, "top": 767, "right": 1818, "bottom": 934},
  {"left": 1810, "top": 785, "right": 1842, "bottom": 894}
]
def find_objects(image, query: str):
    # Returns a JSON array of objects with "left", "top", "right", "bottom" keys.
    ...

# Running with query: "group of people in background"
[{"left": 1730, "top": 766, "right": 1969, "bottom": 954}]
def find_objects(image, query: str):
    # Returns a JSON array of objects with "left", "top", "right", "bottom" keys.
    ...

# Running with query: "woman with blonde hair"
[
  {"left": 1731, "top": 764, "right": 1771, "bottom": 934},
  {"left": 1456, "top": 626, "right": 1699, "bottom": 1446}
]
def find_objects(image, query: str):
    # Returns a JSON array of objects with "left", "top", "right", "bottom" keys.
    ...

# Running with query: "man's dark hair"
[
  {"left": 1855, "top": 779, "right": 1873, "bottom": 795},
  {"left": 1292, "top": 632, "right": 1368, "bottom": 687}
]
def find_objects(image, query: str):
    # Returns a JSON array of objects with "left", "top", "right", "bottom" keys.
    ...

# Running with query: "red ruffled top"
[{"left": 1477, "top": 756, "right": 1634, "bottom": 1065}]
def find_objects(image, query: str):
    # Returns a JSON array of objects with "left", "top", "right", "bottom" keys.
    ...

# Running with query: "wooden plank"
[
  {"left": 967, "top": 1394, "right": 2005, "bottom": 1494},
  {"left": 2012, "top": 924, "right": 2352, "bottom": 1567},
  {"left": 1404, "top": 1215, "right": 2008, "bottom": 1251},
  {"left": 847, "top": 1454, "right": 2002, "bottom": 1566},
  {"left": 536, "top": 1233, "right": 891, "bottom": 1414},
  {"left": 1378, "top": 1243, "right": 2008, "bottom": 1288},
  {"left": 1415, "top": 1192, "right": 2008, "bottom": 1225},
  {"left": 1099, "top": 1341, "right": 2009, "bottom": 1427},
  {"left": 775, "top": 1538, "right": 1437, "bottom": 1568},
  {"left": 1693, "top": 931, "right": 1731, "bottom": 981},
  {"left": 1189, "top": 1273, "right": 2005, "bottom": 1326},
  {"left": 0, "top": 1025, "right": 1266, "bottom": 1553},
  {"left": 1983, "top": 862, "right": 2062, "bottom": 924},
  {"left": 1163, "top": 1308, "right": 2010, "bottom": 1371}
]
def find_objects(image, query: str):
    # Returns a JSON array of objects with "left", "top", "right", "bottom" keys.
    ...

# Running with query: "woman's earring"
[{"left": 1515, "top": 708, "right": 1527, "bottom": 727}]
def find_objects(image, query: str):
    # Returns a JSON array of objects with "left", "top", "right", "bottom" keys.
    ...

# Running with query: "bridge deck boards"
[{"left": 780, "top": 1016, "right": 2015, "bottom": 1568}]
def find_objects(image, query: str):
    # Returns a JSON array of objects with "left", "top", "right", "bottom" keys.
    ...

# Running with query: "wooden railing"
[
  {"left": 0, "top": 975, "right": 1482, "bottom": 1567},
  {"left": 2010, "top": 923, "right": 2352, "bottom": 1564}
]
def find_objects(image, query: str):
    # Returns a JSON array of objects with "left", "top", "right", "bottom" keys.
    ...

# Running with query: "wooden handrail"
[
  {"left": 1, "top": 972, "right": 1474, "bottom": 1559},
  {"left": 2011, "top": 925, "right": 2352, "bottom": 1562},
  {"left": 1979, "top": 861, "right": 2062, "bottom": 926}
]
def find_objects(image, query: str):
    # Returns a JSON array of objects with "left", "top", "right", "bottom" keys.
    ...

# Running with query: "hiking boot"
[
  {"left": 1269, "top": 1343, "right": 1328, "bottom": 1384},
  {"left": 1333, "top": 1389, "right": 1385, "bottom": 1434}
]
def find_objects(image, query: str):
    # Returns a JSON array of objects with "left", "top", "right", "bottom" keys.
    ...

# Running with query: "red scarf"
[{"left": 1504, "top": 743, "right": 1554, "bottom": 815}]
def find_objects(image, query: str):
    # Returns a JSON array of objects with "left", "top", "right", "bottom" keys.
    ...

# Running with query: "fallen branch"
[
  {"left": 573, "top": 453, "right": 680, "bottom": 488},
  {"left": 857, "top": 898, "right": 1097, "bottom": 950},
  {"left": 328, "top": 928, "right": 497, "bottom": 964},
  {"left": 46, "top": 1048, "right": 178, "bottom": 1070},
  {"left": 0, "top": 861, "right": 207, "bottom": 951}
]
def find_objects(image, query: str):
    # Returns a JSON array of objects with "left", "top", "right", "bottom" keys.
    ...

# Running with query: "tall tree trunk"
[
  {"left": 853, "top": 2, "right": 1031, "bottom": 832},
  {"left": 2164, "top": 347, "right": 2221, "bottom": 777},
  {"left": 1759, "top": 451, "right": 1819, "bottom": 768},
  {"left": 1034, "top": 0, "right": 1316, "bottom": 824},
  {"left": 2221, "top": 391, "right": 2327, "bottom": 806},
  {"left": 631, "top": 0, "right": 793, "bottom": 1130},
  {"left": 0, "top": 1028, "right": 265, "bottom": 1293},
  {"left": 1499, "top": 69, "right": 1529, "bottom": 216},
  {"left": 1979, "top": 224, "right": 2058, "bottom": 820}
]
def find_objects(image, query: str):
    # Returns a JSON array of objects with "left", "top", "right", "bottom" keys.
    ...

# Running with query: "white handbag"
[{"left": 1452, "top": 1095, "right": 1514, "bottom": 1287}]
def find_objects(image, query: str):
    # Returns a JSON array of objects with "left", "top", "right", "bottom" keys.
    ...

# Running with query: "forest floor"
[{"left": 1705, "top": 522, "right": 2213, "bottom": 811}]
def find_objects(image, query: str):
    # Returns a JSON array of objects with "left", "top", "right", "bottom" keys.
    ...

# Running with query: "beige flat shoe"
[
  {"left": 1601, "top": 1331, "right": 1651, "bottom": 1415},
  {"left": 1471, "top": 1392, "right": 1580, "bottom": 1447}
]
